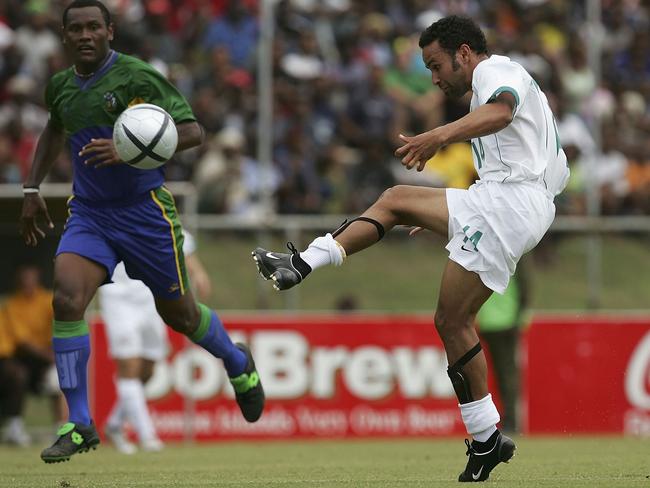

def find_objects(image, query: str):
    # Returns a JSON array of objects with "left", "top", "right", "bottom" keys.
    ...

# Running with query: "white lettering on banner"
[
  {"left": 296, "top": 407, "right": 348, "bottom": 435},
  {"left": 144, "top": 360, "right": 172, "bottom": 399},
  {"left": 405, "top": 406, "right": 458, "bottom": 433},
  {"left": 349, "top": 406, "right": 459, "bottom": 435},
  {"left": 393, "top": 347, "right": 455, "bottom": 398},
  {"left": 624, "top": 331, "right": 650, "bottom": 409},
  {"left": 350, "top": 406, "right": 404, "bottom": 434},
  {"left": 144, "top": 330, "right": 454, "bottom": 401},
  {"left": 174, "top": 348, "right": 224, "bottom": 400},
  {"left": 344, "top": 347, "right": 393, "bottom": 400},
  {"left": 311, "top": 347, "right": 348, "bottom": 398},
  {"left": 150, "top": 408, "right": 296, "bottom": 436},
  {"left": 253, "top": 331, "right": 310, "bottom": 398}
]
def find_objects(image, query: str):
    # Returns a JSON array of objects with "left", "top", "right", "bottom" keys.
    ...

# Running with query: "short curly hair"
[
  {"left": 419, "top": 16, "right": 487, "bottom": 57},
  {"left": 63, "top": 0, "right": 111, "bottom": 27}
]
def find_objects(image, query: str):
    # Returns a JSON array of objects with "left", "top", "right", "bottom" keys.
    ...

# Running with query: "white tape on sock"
[
  {"left": 300, "top": 233, "right": 345, "bottom": 269},
  {"left": 459, "top": 393, "right": 500, "bottom": 435}
]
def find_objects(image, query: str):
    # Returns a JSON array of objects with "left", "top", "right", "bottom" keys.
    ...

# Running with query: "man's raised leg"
[{"left": 253, "top": 185, "right": 449, "bottom": 290}]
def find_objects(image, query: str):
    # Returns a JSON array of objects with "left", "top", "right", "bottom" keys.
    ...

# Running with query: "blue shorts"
[{"left": 57, "top": 186, "right": 189, "bottom": 299}]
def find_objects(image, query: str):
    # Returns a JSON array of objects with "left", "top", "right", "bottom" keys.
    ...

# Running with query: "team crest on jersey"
[{"left": 103, "top": 91, "right": 118, "bottom": 112}]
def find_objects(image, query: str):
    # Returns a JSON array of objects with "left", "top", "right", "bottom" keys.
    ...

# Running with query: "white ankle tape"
[
  {"left": 300, "top": 233, "right": 345, "bottom": 269},
  {"left": 459, "top": 393, "right": 500, "bottom": 435}
]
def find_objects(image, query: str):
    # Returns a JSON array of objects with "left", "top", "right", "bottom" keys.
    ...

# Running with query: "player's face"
[
  {"left": 421, "top": 41, "right": 470, "bottom": 99},
  {"left": 63, "top": 7, "right": 114, "bottom": 70}
]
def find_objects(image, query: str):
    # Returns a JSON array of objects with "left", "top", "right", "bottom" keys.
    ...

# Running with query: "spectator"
[
  {"left": 0, "top": 265, "right": 65, "bottom": 445},
  {"left": 202, "top": 1, "right": 258, "bottom": 70},
  {"left": 195, "top": 126, "right": 280, "bottom": 216},
  {"left": 0, "top": 309, "right": 31, "bottom": 446}
]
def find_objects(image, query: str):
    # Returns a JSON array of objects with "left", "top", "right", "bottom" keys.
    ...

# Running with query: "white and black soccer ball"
[{"left": 113, "top": 103, "right": 178, "bottom": 170}]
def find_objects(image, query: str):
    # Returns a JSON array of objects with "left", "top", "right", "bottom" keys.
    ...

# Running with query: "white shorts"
[
  {"left": 99, "top": 295, "right": 169, "bottom": 361},
  {"left": 446, "top": 180, "right": 555, "bottom": 293}
]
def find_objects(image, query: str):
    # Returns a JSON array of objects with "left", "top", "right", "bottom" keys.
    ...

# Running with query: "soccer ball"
[{"left": 113, "top": 103, "right": 178, "bottom": 170}]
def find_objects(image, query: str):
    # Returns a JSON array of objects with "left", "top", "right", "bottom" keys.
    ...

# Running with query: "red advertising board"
[
  {"left": 91, "top": 315, "right": 470, "bottom": 440},
  {"left": 90, "top": 314, "right": 650, "bottom": 439},
  {"left": 526, "top": 315, "right": 650, "bottom": 435}
]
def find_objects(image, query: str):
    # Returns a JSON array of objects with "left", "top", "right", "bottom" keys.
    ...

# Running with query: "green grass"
[
  {"left": 1, "top": 437, "right": 648, "bottom": 487},
  {"left": 193, "top": 232, "right": 650, "bottom": 312}
]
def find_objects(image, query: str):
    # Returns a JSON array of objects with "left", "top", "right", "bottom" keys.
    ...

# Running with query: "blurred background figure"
[
  {"left": 195, "top": 126, "right": 280, "bottom": 217},
  {"left": 98, "top": 232, "right": 211, "bottom": 454},
  {"left": 476, "top": 263, "right": 530, "bottom": 434},
  {"left": 0, "top": 264, "right": 64, "bottom": 446}
]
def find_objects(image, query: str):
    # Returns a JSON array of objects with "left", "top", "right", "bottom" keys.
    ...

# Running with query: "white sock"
[
  {"left": 116, "top": 378, "right": 157, "bottom": 443},
  {"left": 459, "top": 393, "right": 500, "bottom": 442},
  {"left": 106, "top": 400, "right": 123, "bottom": 430},
  {"left": 300, "top": 233, "right": 346, "bottom": 270}
]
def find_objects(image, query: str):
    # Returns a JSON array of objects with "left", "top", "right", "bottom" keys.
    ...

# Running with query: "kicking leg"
[
  {"left": 435, "top": 260, "right": 516, "bottom": 482},
  {"left": 41, "top": 253, "right": 104, "bottom": 463},
  {"left": 253, "top": 185, "right": 449, "bottom": 290},
  {"left": 155, "top": 291, "right": 264, "bottom": 423}
]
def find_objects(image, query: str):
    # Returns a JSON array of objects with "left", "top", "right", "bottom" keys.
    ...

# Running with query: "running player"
[
  {"left": 20, "top": 0, "right": 264, "bottom": 464},
  {"left": 253, "top": 16, "right": 569, "bottom": 482}
]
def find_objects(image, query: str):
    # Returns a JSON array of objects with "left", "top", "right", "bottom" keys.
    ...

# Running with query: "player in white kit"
[
  {"left": 252, "top": 16, "right": 569, "bottom": 482},
  {"left": 99, "top": 231, "right": 211, "bottom": 453}
]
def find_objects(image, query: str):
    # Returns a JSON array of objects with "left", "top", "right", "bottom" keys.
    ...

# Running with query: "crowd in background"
[{"left": 1, "top": 0, "right": 650, "bottom": 216}]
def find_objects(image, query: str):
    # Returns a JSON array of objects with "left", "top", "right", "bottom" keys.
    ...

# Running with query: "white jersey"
[
  {"left": 99, "top": 230, "right": 197, "bottom": 305},
  {"left": 470, "top": 55, "right": 569, "bottom": 196}
]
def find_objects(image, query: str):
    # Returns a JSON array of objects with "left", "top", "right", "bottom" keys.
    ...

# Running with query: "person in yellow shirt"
[
  {"left": 1, "top": 265, "right": 64, "bottom": 445},
  {"left": 424, "top": 142, "right": 477, "bottom": 190},
  {"left": 0, "top": 306, "right": 31, "bottom": 446}
]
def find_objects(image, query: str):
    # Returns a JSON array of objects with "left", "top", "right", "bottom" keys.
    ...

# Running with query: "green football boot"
[
  {"left": 229, "top": 343, "right": 265, "bottom": 422},
  {"left": 41, "top": 422, "right": 100, "bottom": 464}
]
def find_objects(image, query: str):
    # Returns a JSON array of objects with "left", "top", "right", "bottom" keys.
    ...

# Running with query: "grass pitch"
[{"left": 1, "top": 436, "right": 648, "bottom": 487}]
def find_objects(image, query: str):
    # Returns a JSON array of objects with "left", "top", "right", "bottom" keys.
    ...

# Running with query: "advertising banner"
[
  {"left": 91, "top": 314, "right": 650, "bottom": 439},
  {"left": 92, "top": 315, "right": 470, "bottom": 440}
]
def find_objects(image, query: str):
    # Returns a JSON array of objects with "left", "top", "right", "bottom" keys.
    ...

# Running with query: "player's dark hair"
[
  {"left": 63, "top": 0, "right": 111, "bottom": 27},
  {"left": 419, "top": 15, "right": 487, "bottom": 57}
]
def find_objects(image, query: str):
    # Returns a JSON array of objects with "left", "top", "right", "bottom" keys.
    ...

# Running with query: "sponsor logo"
[
  {"left": 472, "top": 466, "right": 484, "bottom": 480},
  {"left": 625, "top": 331, "right": 650, "bottom": 409},
  {"left": 144, "top": 331, "right": 455, "bottom": 401}
]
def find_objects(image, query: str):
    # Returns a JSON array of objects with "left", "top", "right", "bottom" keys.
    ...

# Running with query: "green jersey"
[{"left": 45, "top": 51, "right": 195, "bottom": 203}]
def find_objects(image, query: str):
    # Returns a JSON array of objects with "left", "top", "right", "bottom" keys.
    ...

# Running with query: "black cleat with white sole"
[
  {"left": 251, "top": 243, "right": 311, "bottom": 291},
  {"left": 458, "top": 430, "right": 516, "bottom": 482}
]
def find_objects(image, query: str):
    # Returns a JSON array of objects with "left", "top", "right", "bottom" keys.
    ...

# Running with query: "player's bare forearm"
[
  {"left": 436, "top": 100, "right": 514, "bottom": 145},
  {"left": 396, "top": 96, "right": 515, "bottom": 171},
  {"left": 24, "top": 121, "right": 65, "bottom": 188},
  {"left": 176, "top": 121, "right": 205, "bottom": 152}
]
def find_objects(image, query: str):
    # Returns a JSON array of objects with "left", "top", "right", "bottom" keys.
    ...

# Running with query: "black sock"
[{"left": 472, "top": 429, "right": 500, "bottom": 451}]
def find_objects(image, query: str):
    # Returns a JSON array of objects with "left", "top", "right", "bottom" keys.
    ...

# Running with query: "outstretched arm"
[
  {"left": 395, "top": 93, "right": 516, "bottom": 171},
  {"left": 20, "top": 120, "right": 65, "bottom": 246}
]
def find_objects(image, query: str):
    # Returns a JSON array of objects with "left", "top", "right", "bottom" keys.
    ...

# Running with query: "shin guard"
[{"left": 447, "top": 342, "right": 482, "bottom": 404}]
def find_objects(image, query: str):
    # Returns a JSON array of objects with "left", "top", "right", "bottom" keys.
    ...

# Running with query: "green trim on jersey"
[
  {"left": 44, "top": 53, "right": 196, "bottom": 136},
  {"left": 487, "top": 86, "right": 520, "bottom": 112},
  {"left": 150, "top": 186, "right": 189, "bottom": 295}
]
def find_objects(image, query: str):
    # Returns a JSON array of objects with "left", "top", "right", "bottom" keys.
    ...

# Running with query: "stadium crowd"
[{"left": 0, "top": 0, "right": 649, "bottom": 216}]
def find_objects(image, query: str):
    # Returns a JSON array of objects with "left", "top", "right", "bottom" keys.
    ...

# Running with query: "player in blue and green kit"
[{"left": 19, "top": 0, "right": 264, "bottom": 464}]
